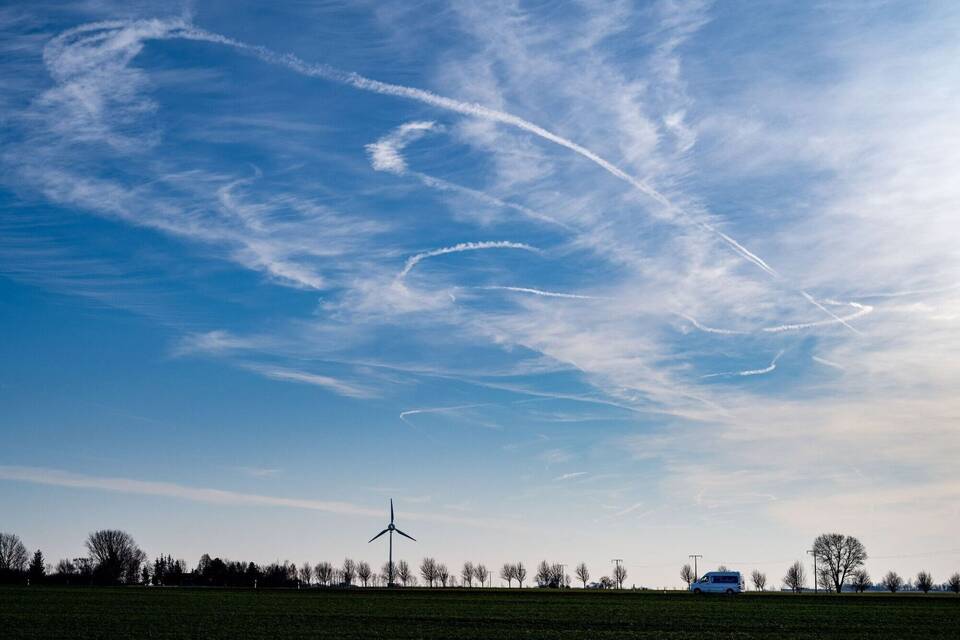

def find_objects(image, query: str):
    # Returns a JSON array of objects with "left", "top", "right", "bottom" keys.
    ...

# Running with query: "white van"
[{"left": 689, "top": 571, "right": 745, "bottom": 594}]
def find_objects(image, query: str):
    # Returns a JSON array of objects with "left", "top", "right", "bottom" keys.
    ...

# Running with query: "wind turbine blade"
[
  {"left": 368, "top": 528, "right": 390, "bottom": 543},
  {"left": 394, "top": 528, "right": 416, "bottom": 542},
  {"left": 390, "top": 498, "right": 394, "bottom": 524}
]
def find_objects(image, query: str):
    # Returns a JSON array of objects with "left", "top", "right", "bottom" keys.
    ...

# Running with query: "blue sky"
[{"left": 2, "top": 0, "right": 959, "bottom": 587}]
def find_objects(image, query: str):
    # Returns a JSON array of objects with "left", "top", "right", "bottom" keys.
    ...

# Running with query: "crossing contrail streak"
[
  {"left": 54, "top": 19, "right": 850, "bottom": 329},
  {"left": 176, "top": 24, "right": 855, "bottom": 328},
  {"left": 397, "top": 241, "right": 540, "bottom": 279},
  {"left": 683, "top": 300, "right": 872, "bottom": 335},
  {"left": 762, "top": 301, "right": 872, "bottom": 333}
]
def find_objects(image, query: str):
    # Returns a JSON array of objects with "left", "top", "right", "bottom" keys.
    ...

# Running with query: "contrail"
[
  {"left": 367, "top": 121, "right": 570, "bottom": 228},
  {"left": 365, "top": 120, "right": 437, "bottom": 174},
  {"left": 812, "top": 355, "right": 845, "bottom": 370},
  {"left": 682, "top": 300, "right": 872, "bottom": 335},
  {"left": 679, "top": 313, "right": 748, "bottom": 335},
  {"left": 55, "top": 19, "right": 849, "bottom": 328},
  {"left": 703, "top": 350, "right": 784, "bottom": 378},
  {"left": 399, "top": 403, "right": 490, "bottom": 429},
  {"left": 762, "top": 301, "right": 872, "bottom": 333},
  {"left": 398, "top": 241, "right": 540, "bottom": 279},
  {"left": 176, "top": 23, "right": 855, "bottom": 328},
  {"left": 479, "top": 285, "right": 599, "bottom": 299}
]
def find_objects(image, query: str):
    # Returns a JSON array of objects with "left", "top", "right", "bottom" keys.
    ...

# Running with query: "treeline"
[
  {"left": 679, "top": 533, "right": 960, "bottom": 594},
  {"left": 0, "top": 531, "right": 628, "bottom": 589}
]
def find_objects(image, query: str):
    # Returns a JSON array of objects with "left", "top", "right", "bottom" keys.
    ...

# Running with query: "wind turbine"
[{"left": 368, "top": 499, "right": 415, "bottom": 586}]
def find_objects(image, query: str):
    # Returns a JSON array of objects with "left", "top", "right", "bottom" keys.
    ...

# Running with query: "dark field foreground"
[{"left": 3, "top": 586, "right": 959, "bottom": 639}]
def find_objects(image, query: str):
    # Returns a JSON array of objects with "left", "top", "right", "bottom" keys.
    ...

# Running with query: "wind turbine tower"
[{"left": 368, "top": 499, "right": 416, "bottom": 587}]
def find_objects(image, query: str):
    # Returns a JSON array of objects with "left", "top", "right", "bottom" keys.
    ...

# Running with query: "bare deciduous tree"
[
  {"left": 915, "top": 571, "right": 934, "bottom": 594},
  {"left": 381, "top": 561, "right": 395, "bottom": 586},
  {"left": 357, "top": 561, "right": 372, "bottom": 587},
  {"left": 397, "top": 560, "right": 411, "bottom": 587},
  {"left": 784, "top": 561, "right": 806, "bottom": 593},
  {"left": 299, "top": 562, "right": 313, "bottom": 586},
  {"left": 55, "top": 559, "right": 76, "bottom": 577},
  {"left": 681, "top": 564, "right": 694, "bottom": 587},
  {"left": 536, "top": 561, "right": 552, "bottom": 587},
  {"left": 85, "top": 530, "right": 146, "bottom": 585},
  {"left": 613, "top": 563, "right": 627, "bottom": 589},
  {"left": 437, "top": 563, "right": 450, "bottom": 587},
  {"left": 811, "top": 533, "right": 867, "bottom": 593},
  {"left": 420, "top": 557, "right": 437, "bottom": 587},
  {"left": 341, "top": 558, "right": 356, "bottom": 586},
  {"left": 515, "top": 562, "right": 527, "bottom": 588},
  {"left": 751, "top": 570, "right": 767, "bottom": 591},
  {"left": 315, "top": 561, "right": 333, "bottom": 586},
  {"left": 461, "top": 561, "right": 474, "bottom": 587},
  {"left": 550, "top": 564, "right": 567, "bottom": 588},
  {"left": 500, "top": 563, "right": 514, "bottom": 587},
  {"left": 851, "top": 569, "right": 871, "bottom": 593},
  {"left": 947, "top": 572, "right": 960, "bottom": 595},
  {"left": 576, "top": 562, "right": 590, "bottom": 588},
  {"left": 0, "top": 533, "right": 28, "bottom": 573},
  {"left": 474, "top": 563, "right": 489, "bottom": 587},
  {"left": 881, "top": 571, "right": 903, "bottom": 593}
]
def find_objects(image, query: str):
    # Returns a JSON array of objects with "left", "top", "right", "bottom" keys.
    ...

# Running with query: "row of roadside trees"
[
  {"left": 1, "top": 531, "right": 631, "bottom": 589},
  {"left": 678, "top": 533, "right": 960, "bottom": 594}
]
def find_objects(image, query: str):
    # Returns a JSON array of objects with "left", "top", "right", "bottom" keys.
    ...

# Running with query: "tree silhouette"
[
  {"left": 613, "top": 563, "right": 627, "bottom": 589},
  {"left": 357, "top": 561, "right": 372, "bottom": 587},
  {"left": 474, "top": 564, "right": 489, "bottom": 587},
  {"left": 536, "top": 561, "right": 552, "bottom": 587},
  {"left": 915, "top": 571, "right": 934, "bottom": 594},
  {"left": 751, "top": 570, "right": 766, "bottom": 591},
  {"left": 28, "top": 550, "right": 45, "bottom": 584},
  {"left": 576, "top": 562, "right": 590, "bottom": 588},
  {"left": 680, "top": 564, "right": 694, "bottom": 587},
  {"left": 86, "top": 530, "right": 145, "bottom": 585},
  {"left": 515, "top": 562, "right": 527, "bottom": 588},
  {"left": 947, "top": 572, "right": 960, "bottom": 594},
  {"left": 882, "top": 571, "right": 903, "bottom": 593},
  {"left": 315, "top": 561, "right": 333, "bottom": 586},
  {"left": 461, "top": 561, "right": 474, "bottom": 587},
  {"left": 437, "top": 563, "right": 450, "bottom": 587},
  {"left": 419, "top": 557, "right": 437, "bottom": 587},
  {"left": 299, "top": 562, "right": 313, "bottom": 586},
  {"left": 341, "top": 558, "right": 356, "bottom": 586},
  {"left": 811, "top": 533, "right": 867, "bottom": 593},
  {"left": 397, "top": 560, "right": 411, "bottom": 587},
  {"left": 500, "top": 563, "right": 514, "bottom": 587},
  {"left": 784, "top": 561, "right": 805, "bottom": 593},
  {"left": 850, "top": 569, "right": 871, "bottom": 593},
  {"left": 0, "top": 532, "right": 29, "bottom": 583}
]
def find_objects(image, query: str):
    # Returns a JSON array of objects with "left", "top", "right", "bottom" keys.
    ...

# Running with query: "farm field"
[{"left": 2, "top": 586, "right": 958, "bottom": 639}]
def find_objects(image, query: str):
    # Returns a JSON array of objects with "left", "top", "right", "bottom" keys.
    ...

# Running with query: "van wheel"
[
  {"left": 725, "top": 589, "right": 734, "bottom": 595},
  {"left": 693, "top": 588, "right": 701, "bottom": 594}
]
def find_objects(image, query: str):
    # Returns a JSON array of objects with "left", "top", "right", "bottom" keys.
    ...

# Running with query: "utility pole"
[
  {"left": 807, "top": 549, "right": 817, "bottom": 594},
  {"left": 688, "top": 555, "right": 702, "bottom": 581}
]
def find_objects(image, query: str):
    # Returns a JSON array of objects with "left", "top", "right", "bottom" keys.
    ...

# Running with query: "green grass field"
[{"left": 3, "top": 586, "right": 958, "bottom": 639}]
